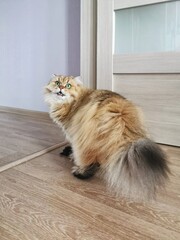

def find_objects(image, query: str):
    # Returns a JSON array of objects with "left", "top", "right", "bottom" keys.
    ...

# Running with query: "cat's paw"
[
  {"left": 72, "top": 166, "right": 84, "bottom": 176},
  {"left": 72, "top": 164, "right": 100, "bottom": 180},
  {"left": 60, "top": 146, "right": 74, "bottom": 161}
]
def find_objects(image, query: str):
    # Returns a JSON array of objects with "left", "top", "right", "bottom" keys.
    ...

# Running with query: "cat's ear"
[
  {"left": 52, "top": 73, "right": 57, "bottom": 77},
  {"left": 74, "top": 76, "right": 83, "bottom": 85}
]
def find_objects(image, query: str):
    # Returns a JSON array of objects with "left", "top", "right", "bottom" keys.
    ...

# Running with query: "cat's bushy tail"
[{"left": 104, "top": 138, "right": 170, "bottom": 200}]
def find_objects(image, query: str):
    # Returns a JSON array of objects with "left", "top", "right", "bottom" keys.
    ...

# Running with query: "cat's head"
[{"left": 44, "top": 74, "right": 83, "bottom": 105}]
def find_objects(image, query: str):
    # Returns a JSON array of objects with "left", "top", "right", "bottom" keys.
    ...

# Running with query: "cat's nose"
[{"left": 60, "top": 85, "right": 64, "bottom": 90}]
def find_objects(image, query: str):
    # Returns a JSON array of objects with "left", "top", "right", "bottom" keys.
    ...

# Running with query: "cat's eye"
[
  {"left": 55, "top": 81, "right": 60, "bottom": 86},
  {"left": 66, "top": 83, "right": 72, "bottom": 89}
]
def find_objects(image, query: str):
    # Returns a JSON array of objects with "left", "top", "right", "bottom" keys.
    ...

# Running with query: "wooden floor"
[
  {"left": 0, "top": 107, "right": 65, "bottom": 169},
  {"left": 0, "top": 144, "right": 180, "bottom": 239},
  {"left": 0, "top": 108, "right": 180, "bottom": 239}
]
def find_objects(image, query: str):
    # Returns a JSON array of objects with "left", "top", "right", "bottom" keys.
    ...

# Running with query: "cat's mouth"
[{"left": 57, "top": 91, "right": 65, "bottom": 97}]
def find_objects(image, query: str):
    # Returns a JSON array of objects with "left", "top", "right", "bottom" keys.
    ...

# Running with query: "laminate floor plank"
[
  {"left": 0, "top": 170, "right": 136, "bottom": 240},
  {"left": 15, "top": 147, "right": 180, "bottom": 235},
  {"left": 0, "top": 110, "right": 65, "bottom": 168},
  {"left": 0, "top": 145, "right": 179, "bottom": 240}
]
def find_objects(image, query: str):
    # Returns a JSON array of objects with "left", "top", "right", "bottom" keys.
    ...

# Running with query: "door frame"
[{"left": 80, "top": 0, "right": 97, "bottom": 88}]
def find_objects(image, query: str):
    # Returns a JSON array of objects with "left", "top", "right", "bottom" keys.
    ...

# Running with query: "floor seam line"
[{"left": 0, "top": 141, "right": 68, "bottom": 173}]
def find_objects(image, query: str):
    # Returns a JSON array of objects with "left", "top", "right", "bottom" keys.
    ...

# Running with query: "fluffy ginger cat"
[{"left": 44, "top": 75, "right": 170, "bottom": 200}]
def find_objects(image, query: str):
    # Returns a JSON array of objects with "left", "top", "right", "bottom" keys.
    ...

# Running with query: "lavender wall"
[{"left": 0, "top": 0, "right": 80, "bottom": 111}]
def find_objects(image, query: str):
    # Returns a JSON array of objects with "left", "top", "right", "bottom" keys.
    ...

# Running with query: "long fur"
[
  {"left": 104, "top": 138, "right": 169, "bottom": 200},
  {"left": 44, "top": 75, "right": 170, "bottom": 200}
]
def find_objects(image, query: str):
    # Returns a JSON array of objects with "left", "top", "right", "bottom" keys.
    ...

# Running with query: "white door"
[{"left": 96, "top": 0, "right": 180, "bottom": 146}]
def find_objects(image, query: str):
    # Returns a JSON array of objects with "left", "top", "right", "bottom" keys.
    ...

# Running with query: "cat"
[{"left": 44, "top": 74, "right": 170, "bottom": 200}]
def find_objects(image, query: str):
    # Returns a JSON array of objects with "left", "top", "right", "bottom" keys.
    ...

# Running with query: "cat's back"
[
  {"left": 73, "top": 88, "right": 125, "bottom": 110},
  {"left": 91, "top": 89, "right": 125, "bottom": 105},
  {"left": 75, "top": 88, "right": 136, "bottom": 122},
  {"left": 89, "top": 89, "right": 143, "bottom": 127},
  {"left": 70, "top": 88, "right": 145, "bottom": 142}
]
